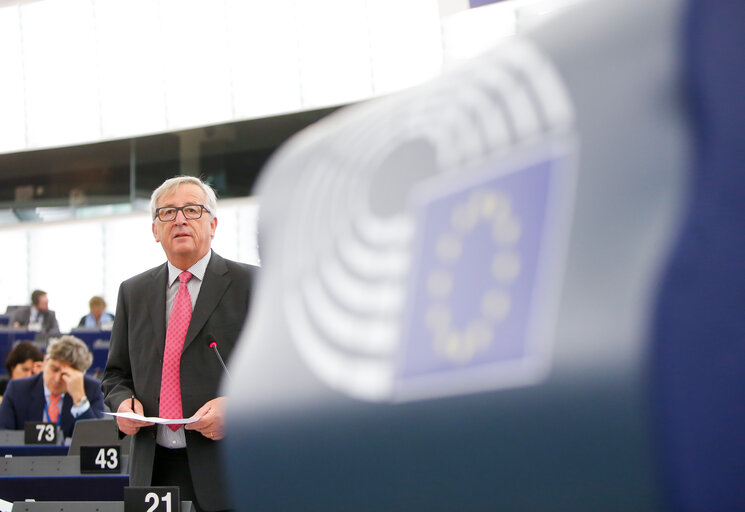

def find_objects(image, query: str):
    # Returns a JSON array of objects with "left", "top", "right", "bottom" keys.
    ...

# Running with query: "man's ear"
[
  {"left": 152, "top": 222, "right": 160, "bottom": 242},
  {"left": 210, "top": 216, "right": 218, "bottom": 238}
]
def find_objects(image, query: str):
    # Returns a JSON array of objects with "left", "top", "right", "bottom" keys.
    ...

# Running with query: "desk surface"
[
  {"left": 0, "top": 430, "right": 25, "bottom": 445},
  {"left": 12, "top": 501, "right": 196, "bottom": 512},
  {"left": 0, "top": 455, "right": 130, "bottom": 502},
  {"left": 0, "top": 455, "right": 128, "bottom": 476},
  {"left": 0, "top": 430, "right": 67, "bottom": 457},
  {"left": 0, "top": 474, "right": 130, "bottom": 501},
  {"left": 0, "top": 445, "right": 68, "bottom": 457}
]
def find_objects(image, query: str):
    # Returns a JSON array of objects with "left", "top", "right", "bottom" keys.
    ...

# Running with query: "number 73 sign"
[{"left": 24, "top": 422, "right": 62, "bottom": 444}]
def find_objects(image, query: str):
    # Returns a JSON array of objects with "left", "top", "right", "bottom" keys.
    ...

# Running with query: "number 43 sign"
[
  {"left": 125, "top": 487, "right": 180, "bottom": 512},
  {"left": 80, "top": 445, "right": 121, "bottom": 473}
]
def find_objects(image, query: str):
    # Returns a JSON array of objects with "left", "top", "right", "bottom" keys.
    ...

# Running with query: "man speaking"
[{"left": 102, "top": 176, "right": 254, "bottom": 512}]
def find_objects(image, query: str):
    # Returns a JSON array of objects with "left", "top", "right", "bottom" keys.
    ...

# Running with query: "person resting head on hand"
[{"left": 0, "top": 335, "right": 105, "bottom": 437}]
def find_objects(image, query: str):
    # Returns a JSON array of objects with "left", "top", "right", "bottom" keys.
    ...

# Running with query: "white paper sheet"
[{"left": 104, "top": 411, "right": 201, "bottom": 425}]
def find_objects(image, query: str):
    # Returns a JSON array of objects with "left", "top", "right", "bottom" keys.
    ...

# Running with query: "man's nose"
[{"left": 174, "top": 209, "right": 189, "bottom": 223}]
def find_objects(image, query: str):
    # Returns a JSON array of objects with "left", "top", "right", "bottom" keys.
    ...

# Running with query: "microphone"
[{"left": 207, "top": 334, "right": 231, "bottom": 380}]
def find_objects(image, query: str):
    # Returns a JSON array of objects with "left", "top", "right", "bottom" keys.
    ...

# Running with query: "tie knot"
[{"left": 179, "top": 271, "right": 193, "bottom": 284}]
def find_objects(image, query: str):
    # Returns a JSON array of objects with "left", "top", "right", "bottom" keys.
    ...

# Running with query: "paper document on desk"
[{"left": 105, "top": 411, "right": 201, "bottom": 425}]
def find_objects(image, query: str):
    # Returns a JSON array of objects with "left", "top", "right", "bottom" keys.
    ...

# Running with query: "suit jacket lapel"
[
  {"left": 149, "top": 263, "right": 169, "bottom": 359},
  {"left": 31, "top": 374, "right": 46, "bottom": 421},
  {"left": 183, "top": 252, "right": 229, "bottom": 352}
]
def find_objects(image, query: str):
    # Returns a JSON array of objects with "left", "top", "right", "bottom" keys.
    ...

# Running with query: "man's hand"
[
  {"left": 185, "top": 397, "right": 226, "bottom": 440},
  {"left": 116, "top": 397, "right": 154, "bottom": 435},
  {"left": 60, "top": 367, "right": 86, "bottom": 404}
]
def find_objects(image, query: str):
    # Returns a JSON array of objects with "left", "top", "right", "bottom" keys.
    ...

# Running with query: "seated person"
[
  {"left": 0, "top": 335, "right": 105, "bottom": 437},
  {"left": 10, "top": 289, "right": 60, "bottom": 334},
  {"left": 0, "top": 341, "right": 44, "bottom": 396},
  {"left": 78, "top": 296, "right": 115, "bottom": 329}
]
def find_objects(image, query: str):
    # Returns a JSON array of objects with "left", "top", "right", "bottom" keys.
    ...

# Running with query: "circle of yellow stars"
[{"left": 424, "top": 188, "right": 522, "bottom": 364}]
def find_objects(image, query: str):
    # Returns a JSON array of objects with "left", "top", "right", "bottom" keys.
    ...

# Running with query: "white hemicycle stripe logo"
[{"left": 278, "top": 37, "right": 577, "bottom": 402}]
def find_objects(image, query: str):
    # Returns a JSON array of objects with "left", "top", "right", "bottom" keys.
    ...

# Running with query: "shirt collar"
[
  {"left": 43, "top": 381, "right": 65, "bottom": 399},
  {"left": 167, "top": 250, "right": 212, "bottom": 286}
]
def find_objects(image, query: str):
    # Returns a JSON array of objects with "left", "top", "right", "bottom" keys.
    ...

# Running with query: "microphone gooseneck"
[{"left": 207, "top": 334, "right": 232, "bottom": 380}]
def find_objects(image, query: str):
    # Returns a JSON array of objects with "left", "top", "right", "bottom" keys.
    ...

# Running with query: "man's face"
[
  {"left": 43, "top": 358, "right": 73, "bottom": 395},
  {"left": 36, "top": 294, "right": 49, "bottom": 311},
  {"left": 152, "top": 183, "right": 217, "bottom": 268}
]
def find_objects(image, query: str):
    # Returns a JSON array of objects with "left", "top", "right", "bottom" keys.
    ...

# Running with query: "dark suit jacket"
[
  {"left": 10, "top": 306, "right": 60, "bottom": 334},
  {"left": 0, "top": 373, "right": 105, "bottom": 438},
  {"left": 102, "top": 251, "right": 254, "bottom": 511}
]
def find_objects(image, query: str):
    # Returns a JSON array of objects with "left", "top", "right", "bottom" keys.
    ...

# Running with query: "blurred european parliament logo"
[
  {"left": 394, "top": 142, "right": 575, "bottom": 401},
  {"left": 278, "top": 40, "right": 576, "bottom": 403}
]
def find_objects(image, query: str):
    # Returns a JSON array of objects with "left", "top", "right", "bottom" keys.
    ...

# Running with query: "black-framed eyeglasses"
[{"left": 155, "top": 204, "right": 210, "bottom": 222}]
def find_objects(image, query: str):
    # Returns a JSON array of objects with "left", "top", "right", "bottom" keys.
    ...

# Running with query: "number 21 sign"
[{"left": 125, "top": 486, "right": 180, "bottom": 512}]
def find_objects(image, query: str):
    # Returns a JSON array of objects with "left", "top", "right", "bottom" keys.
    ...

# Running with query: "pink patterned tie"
[{"left": 160, "top": 271, "right": 193, "bottom": 431}]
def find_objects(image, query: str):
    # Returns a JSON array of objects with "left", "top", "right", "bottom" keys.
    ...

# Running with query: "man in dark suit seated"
[
  {"left": 10, "top": 289, "right": 60, "bottom": 334},
  {"left": 0, "top": 335, "right": 105, "bottom": 438}
]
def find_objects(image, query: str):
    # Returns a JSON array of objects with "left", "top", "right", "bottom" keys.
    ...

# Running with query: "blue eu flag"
[{"left": 395, "top": 145, "right": 573, "bottom": 400}]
